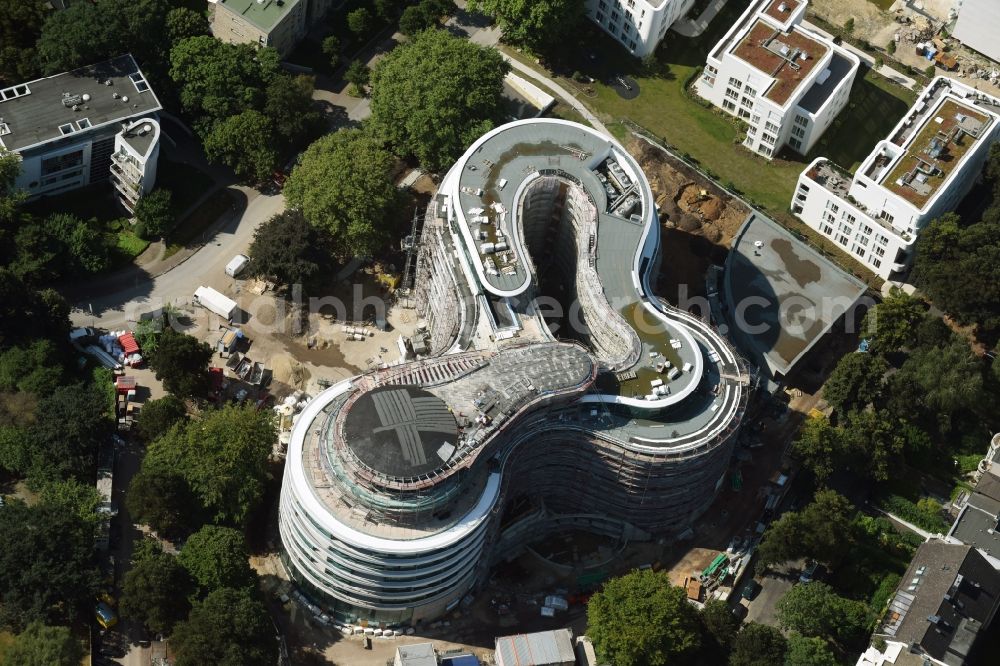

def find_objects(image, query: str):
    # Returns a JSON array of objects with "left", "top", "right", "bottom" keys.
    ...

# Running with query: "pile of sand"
[{"left": 269, "top": 353, "right": 310, "bottom": 388}]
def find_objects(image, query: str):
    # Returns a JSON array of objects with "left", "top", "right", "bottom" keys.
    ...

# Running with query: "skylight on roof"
[
  {"left": 0, "top": 122, "right": 9, "bottom": 136},
  {"left": 0, "top": 84, "right": 29, "bottom": 102},
  {"left": 58, "top": 123, "right": 76, "bottom": 135},
  {"left": 128, "top": 72, "right": 149, "bottom": 94}
]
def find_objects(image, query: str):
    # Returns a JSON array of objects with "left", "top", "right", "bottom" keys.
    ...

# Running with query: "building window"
[
  {"left": 759, "top": 146, "right": 772, "bottom": 157},
  {"left": 791, "top": 126, "right": 805, "bottom": 138},
  {"left": 836, "top": 234, "right": 849, "bottom": 246},
  {"left": 761, "top": 133, "right": 776, "bottom": 146},
  {"left": 738, "top": 108, "right": 752, "bottom": 119},
  {"left": 741, "top": 96, "right": 754, "bottom": 108},
  {"left": 845, "top": 213, "right": 857, "bottom": 224},
  {"left": 764, "top": 121, "right": 779, "bottom": 133},
  {"left": 41, "top": 150, "right": 84, "bottom": 176},
  {"left": 872, "top": 258, "right": 882, "bottom": 269},
  {"left": 856, "top": 234, "right": 869, "bottom": 246},
  {"left": 820, "top": 223, "right": 833, "bottom": 235},
  {"left": 879, "top": 210, "right": 894, "bottom": 224},
  {"left": 725, "top": 87, "right": 739, "bottom": 101},
  {"left": 874, "top": 245, "right": 886, "bottom": 257},
  {"left": 623, "top": 23, "right": 632, "bottom": 34},
  {"left": 596, "top": 11, "right": 604, "bottom": 21},
  {"left": 854, "top": 246, "right": 866, "bottom": 258},
  {"left": 838, "top": 222, "right": 851, "bottom": 234},
  {"left": 747, "top": 126, "right": 757, "bottom": 136},
  {"left": 611, "top": 11, "right": 619, "bottom": 23},
  {"left": 789, "top": 138, "right": 802, "bottom": 150},
  {"left": 723, "top": 100, "right": 737, "bottom": 112},
  {"left": 877, "top": 235, "right": 888, "bottom": 246},
  {"left": 794, "top": 115, "right": 808, "bottom": 127},
  {"left": 627, "top": 0, "right": 635, "bottom": 6},
  {"left": 744, "top": 86, "right": 757, "bottom": 98},
  {"left": 728, "top": 77, "right": 742, "bottom": 90},
  {"left": 630, "top": 40, "right": 637, "bottom": 50},
  {"left": 862, "top": 224, "right": 872, "bottom": 235},
  {"left": 825, "top": 201, "right": 839, "bottom": 214},
  {"left": 599, "top": 0, "right": 607, "bottom": 9},
  {"left": 751, "top": 115, "right": 761, "bottom": 124}
]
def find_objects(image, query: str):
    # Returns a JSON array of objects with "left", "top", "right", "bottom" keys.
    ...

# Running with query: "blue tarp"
[{"left": 441, "top": 656, "right": 480, "bottom": 666}]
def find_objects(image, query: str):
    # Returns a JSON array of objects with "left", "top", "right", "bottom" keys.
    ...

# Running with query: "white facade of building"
[
  {"left": 583, "top": 0, "right": 696, "bottom": 57},
  {"left": 700, "top": 0, "right": 859, "bottom": 159},
  {"left": 1, "top": 55, "right": 161, "bottom": 205},
  {"left": 110, "top": 119, "right": 160, "bottom": 213},
  {"left": 791, "top": 77, "right": 1000, "bottom": 280}
]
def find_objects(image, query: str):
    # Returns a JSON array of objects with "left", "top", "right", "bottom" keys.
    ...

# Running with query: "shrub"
[{"left": 887, "top": 40, "right": 896, "bottom": 55}]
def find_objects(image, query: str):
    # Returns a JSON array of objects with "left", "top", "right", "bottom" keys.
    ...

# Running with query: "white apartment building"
[
  {"left": 584, "top": 0, "right": 696, "bottom": 57},
  {"left": 792, "top": 77, "right": 1000, "bottom": 280},
  {"left": 110, "top": 118, "right": 160, "bottom": 213},
  {"left": 1, "top": 54, "right": 161, "bottom": 204},
  {"left": 699, "top": 0, "right": 859, "bottom": 159}
]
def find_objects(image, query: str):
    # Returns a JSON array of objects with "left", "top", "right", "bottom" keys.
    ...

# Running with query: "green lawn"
[{"left": 503, "top": 7, "right": 913, "bottom": 286}]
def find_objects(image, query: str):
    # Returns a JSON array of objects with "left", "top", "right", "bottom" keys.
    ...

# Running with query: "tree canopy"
[
  {"left": 119, "top": 539, "right": 193, "bottom": 635},
  {"left": 147, "top": 328, "right": 213, "bottom": 398},
  {"left": 728, "top": 622, "right": 786, "bottom": 666},
  {"left": 128, "top": 404, "right": 276, "bottom": 533},
  {"left": 369, "top": 29, "right": 510, "bottom": 171},
  {"left": 247, "top": 210, "right": 333, "bottom": 288},
  {"left": 134, "top": 189, "right": 174, "bottom": 240},
  {"left": 0, "top": 498, "right": 98, "bottom": 630},
  {"left": 203, "top": 110, "right": 279, "bottom": 183},
  {"left": 1, "top": 621, "right": 82, "bottom": 666},
  {"left": 170, "top": 587, "right": 276, "bottom": 666},
  {"left": 284, "top": 129, "right": 399, "bottom": 258},
  {"left": 0, "top": 0, "right": 46, "bottom": 84},
  {"left": 861, "top": 288, "right": 924, "bottom": 354},
  {"left": 470, "top": 0, "right": 584, "bottom": 51},
  {"left": 757, "top": 490, "right": 854, "bottom": 570},
  {"left": 784, "top": 634, "right": 838, "bottom": 666},
  {"left": 136, "top": 394, "right": 188, "bottom": 442},
  {"left": 822, "top": 352, "right": 887, "bottom": 414},
  {"left": 178, "top": 525, "right": 256, "bottom": 594},
  {"left": 776, "top": 582, "right": 871, "bottom": 648},
  {"left": 587, "top": 569, "right": 701, "bottom": 666}
]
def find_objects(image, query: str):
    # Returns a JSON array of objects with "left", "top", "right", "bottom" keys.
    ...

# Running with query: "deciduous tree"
[
  {"left": 822, "top": 352, "right": 887, "bottom": 414},
  {"left": 178, "top": 525, "right": 256, "bottom": 594},
  {"left": 284, "top": 129, "right": 399, "bottom": 258},
  {"left": 861, "top": 288, "right": 925, "bottom": 354},
  {"left": 166, "top": 7, "right": 209, "bottom": 44},
  {"left": 785, "top": 634, "right": 838, "bottom": 666},
  {"left": 729, "top": 622, "right": 787, "bottom": 666},
  {"left": 204, "top": 110, "right": 279, "bottom": 182},
  {"left": 587, "top": 569, "right": 701, "bottom": 666},
  {"left": 247, "top": 210, "right": 332, "bottom": 288},
  {"left": 776, "top": 582, "right": 870, "bottom": 647},
  {"left": 369, "top": 29, "right": 509, "bottom": 171},
  {"left": 119, "top": 540, "right": 192, "bottom": 634},
  {"left": 147, "top": 328, "right": 212, "bottom": 398},
  {"left": 469, "top": 0, "right": 584, "bottom": 51},
  {"left": 136, "top": 394, "right": 187, "bottom": 442},
  {"left": 134, "top": 189, "right": 174, "bottom": 240},
  {"left": 2, "top": 621, "right": 82, "bottom": 666},
  {"left": 171, "top": 587, "right": 276, "bottom": 666}
]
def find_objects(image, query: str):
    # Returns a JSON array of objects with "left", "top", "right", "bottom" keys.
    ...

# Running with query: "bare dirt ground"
[
  {"left": 811, "top": 0, "right": 1000, "bottom": 97},
  {"left": 628, "top": 137, "right": 749, "bottom": 302}
]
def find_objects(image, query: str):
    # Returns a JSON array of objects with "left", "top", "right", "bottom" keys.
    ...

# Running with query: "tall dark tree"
[
  {"left": 729, "top": 623, "right": 787, "bottom": 666},
  {"left": 822, "top": 352, "right": 887, "bottom": 414},
  {"left": 25, "top": 382, "right": 109, "bottom": 483},
  {"left": 134, "top": 189, "right": 174, "bottom": 240},
  {"left": 776, "top": 582, "right": 871, "bottom": 648},
  {"left": 861, "top": 288, "right": 925, "bottom": 354},
  {"left": 264, "top": 74, "right": 321, "bottom": 146},
  {"left": 0, "top": 0, "right": 46, "bottom": 83},
  {"left": 369, "top": 29, "right": 509, "bottom": 171},
  {"left": 171, "top": 587, "right": 276, "bottom": 666},
  {"left": 757, "top": 490, "right": 855, "bottom": 570},
  {"left": 119, "top": 540, "right": 193, "bottom": 635},
  {"left": 0, "top": 271, "right": 70, "bottom": 349},
  {"left": 0, "top": 499, "right": 98, "bottom": 630},
  {"left": 136, "top": 394, "right": 187, "bottom": 443},
  {"left": 203, "top": 110, "right": 279, "bottom": 182},
  {"left": 166, "top": 7, "right": 210, "bottom": 44},
  {"left": 147, "top": 328, "right": 212, "bottom": 398},
  {"left": 246, "top": 210, "right": 332, "bottom": 288}
]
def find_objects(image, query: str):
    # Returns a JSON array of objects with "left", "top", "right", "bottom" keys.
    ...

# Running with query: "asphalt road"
[{"left": 70, "top": 188, "right": 285, "bottom": 331}]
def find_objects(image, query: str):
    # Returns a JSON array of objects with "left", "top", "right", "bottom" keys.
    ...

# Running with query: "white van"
[{"left": 225, "top": 254, "right": 249, "bottom": 277}]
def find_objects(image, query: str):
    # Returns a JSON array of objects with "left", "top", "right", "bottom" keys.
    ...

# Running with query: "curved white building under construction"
[{"left": 279, "top": 119, "right": 750, "bottom": 626}]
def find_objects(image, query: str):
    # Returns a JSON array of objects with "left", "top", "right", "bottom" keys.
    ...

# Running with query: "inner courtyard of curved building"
[{"left": 279, "top": 119, "right": 751, "bottom": 626}]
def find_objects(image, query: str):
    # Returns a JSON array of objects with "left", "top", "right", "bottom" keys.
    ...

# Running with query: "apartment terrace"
[
  {"left": 731, "top": 20, "right": 828, "bottom": 106},
  {"left": 806, "top": 160, "right": 910, "bottom": 240},
  {"left": 883, "top": 98, "right": 991, "bottom": 208}
]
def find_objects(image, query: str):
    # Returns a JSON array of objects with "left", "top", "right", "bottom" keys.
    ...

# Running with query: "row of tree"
[
  {"left": 794, "top": 288, "right": 999, "bottom": 486},
  {"left": 119, "top": 528, "right": 275, "bottom": 666},
  {"left": 586, "top": 569, "right": 841, "bottom": 666}
]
